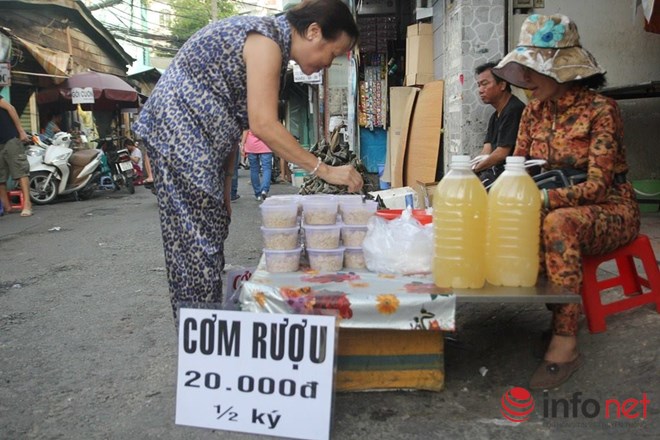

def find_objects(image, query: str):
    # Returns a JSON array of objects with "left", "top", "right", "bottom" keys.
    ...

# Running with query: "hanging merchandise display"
[{"left": 358, "top": 54, "right": 386, "bottom": 129}]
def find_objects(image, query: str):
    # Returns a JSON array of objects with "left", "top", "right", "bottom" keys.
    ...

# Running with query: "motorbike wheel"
[
  {"left": 126, "top": 175, "right": 135, "bottom": 194},
  {"left": 29, "top": 171, "right": 58, "bottom": 205}
]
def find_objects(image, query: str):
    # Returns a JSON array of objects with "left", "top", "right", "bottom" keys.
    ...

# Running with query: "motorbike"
[
  {"left": 95, "top": 136, "right": 135, "bottom": 194},
  {"left": 27, "top": 132, "right": 103, "bottom": 205}
]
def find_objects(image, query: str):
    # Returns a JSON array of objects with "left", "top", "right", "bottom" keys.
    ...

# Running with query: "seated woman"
[
  {"left": 493, "top": 14, "right": 640, "bottom": 389},
  {"left": 43, "top": 113, "right": 62, "bottom": 141}
]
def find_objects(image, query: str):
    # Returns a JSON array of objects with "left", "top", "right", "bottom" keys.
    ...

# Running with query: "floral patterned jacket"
[{"left": 514, "top": 86, "right": 633, "bottom": 209}]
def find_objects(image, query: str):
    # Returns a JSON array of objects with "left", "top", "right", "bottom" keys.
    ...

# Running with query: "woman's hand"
[{"left": 317, "top": 164, "right": 363, "bottom": 193}]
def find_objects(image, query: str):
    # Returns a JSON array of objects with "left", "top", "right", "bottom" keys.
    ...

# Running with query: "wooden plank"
[
  {"left": 404, "top": 80, "right": 444, "bottom": 187},
  {"left": 392, "top": 88, "right": 419, "bottom": 188}
]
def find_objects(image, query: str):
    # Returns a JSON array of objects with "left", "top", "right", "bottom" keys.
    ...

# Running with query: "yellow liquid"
[
  {"left": 486, "top": 172, "right": 541, "bottom": 287},
  {"left": 433, "top": 173, "right": 488, "bottom": 288}
]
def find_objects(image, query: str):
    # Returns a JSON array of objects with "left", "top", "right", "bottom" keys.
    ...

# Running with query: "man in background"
[
  {"left": 472, "top": 61, "right": 525, "bottom": 186},
  {"left": 0, "top": 92, "right": 32, "bottom": 216}
]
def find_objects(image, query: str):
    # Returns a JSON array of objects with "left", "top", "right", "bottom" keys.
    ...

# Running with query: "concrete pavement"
[{"left": 0, "top": 175, "right": 658, "bottom": 439}]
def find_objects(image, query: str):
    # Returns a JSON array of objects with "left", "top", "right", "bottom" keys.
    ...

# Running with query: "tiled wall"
[{"left": 436, "top": 0, "right": 506, "bottom": 171}]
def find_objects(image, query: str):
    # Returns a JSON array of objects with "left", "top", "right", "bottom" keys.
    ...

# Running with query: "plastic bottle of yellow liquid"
[
  {"left": 433, "top": 155, "right": 488, "bottom": 289},
  {"left": 486, "top": 156, "right": 541, "bottom": 287}
]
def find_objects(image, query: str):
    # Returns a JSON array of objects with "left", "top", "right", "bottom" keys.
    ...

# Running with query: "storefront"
[{"left": 0, "top": 0, "right": 134, "bottom": 134}]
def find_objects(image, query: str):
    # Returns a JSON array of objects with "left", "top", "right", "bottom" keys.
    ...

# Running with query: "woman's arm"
[
  {"left": 243, "top": 33, "right": 362, "bottom": 192},
  {"left": 1, "top": 99, "right": 28, "bottom": 142},
  {"left": 513, "top": 105, "right": 532, "bottom": 158},
  {"left": 546, "top": 100, "right": 622, "bottom": 209}
]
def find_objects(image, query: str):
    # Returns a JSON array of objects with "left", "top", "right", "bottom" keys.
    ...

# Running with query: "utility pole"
[{"left": 211, "top": 0, "right": 218, "bottom": 21}]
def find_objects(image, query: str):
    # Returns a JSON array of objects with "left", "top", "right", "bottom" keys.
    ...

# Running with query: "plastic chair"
[
  {"left": 581, "top": 234, "right": 660, "bottom": 333},
  {"left": 7, "top": 190, "right": 25, "bottom": 211}
]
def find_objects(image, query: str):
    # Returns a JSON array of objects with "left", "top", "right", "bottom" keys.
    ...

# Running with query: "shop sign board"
[
  {"left": 71, "top": 87, "right": 95, "bottom": 104},
  {"left": 0, "top": 63, "right": 10, "bottom": 87},
  {"left": 175, "top": 308, "right": 337, "bottom": 440}
]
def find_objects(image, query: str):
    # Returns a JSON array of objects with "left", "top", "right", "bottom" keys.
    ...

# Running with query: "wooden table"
[{"left": 237, "top": 258, "right": 576, "bottom": 392}]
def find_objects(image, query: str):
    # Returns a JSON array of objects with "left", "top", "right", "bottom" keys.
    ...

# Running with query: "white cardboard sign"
[
  {"left": 71, "top": 87, "right": 95, "bottom": 104},
  {"left": 176, "top": 309, "right": 337, "bottom": 440}
]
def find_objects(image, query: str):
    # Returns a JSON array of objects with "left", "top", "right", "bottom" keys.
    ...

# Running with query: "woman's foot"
[
  {"left": 544, "top": 334, "right": 578, "bottom": 363},
  {"left": 530, "top": 335, "right": 582, "bottom": 390}
]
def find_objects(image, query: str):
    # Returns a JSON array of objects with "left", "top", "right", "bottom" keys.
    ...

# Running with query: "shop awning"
[{"left": 15, "top": 36, "right": 70, "bottom": 81}]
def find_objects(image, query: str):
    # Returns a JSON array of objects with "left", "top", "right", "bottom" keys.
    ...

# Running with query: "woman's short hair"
[{"left": 286, "top": 0, "right": 359, "bottom": 47}]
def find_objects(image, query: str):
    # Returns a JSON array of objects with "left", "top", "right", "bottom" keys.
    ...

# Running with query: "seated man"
[
  {"left": 473, "top": 61, "right": 525, "bottom": 187},
  {"left": 124, "top": 138, "right": 144, "bottom": 184}
]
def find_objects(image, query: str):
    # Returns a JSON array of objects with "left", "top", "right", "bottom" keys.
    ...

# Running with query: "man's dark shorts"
[{"left": 0, "top": 137, "right": 29, "bottom": 183}]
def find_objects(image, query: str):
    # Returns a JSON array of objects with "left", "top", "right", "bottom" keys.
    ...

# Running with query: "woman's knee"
[{"left": 542, "top": 209, "right": 587, "bottom": 239}]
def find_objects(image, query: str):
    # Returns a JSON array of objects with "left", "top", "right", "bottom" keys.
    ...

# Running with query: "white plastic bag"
[{"left": 362, "top": 209, "right": 434, "bottom": 274}]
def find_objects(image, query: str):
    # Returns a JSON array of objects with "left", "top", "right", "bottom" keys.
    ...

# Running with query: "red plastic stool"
[
  {"left": 581, "top": 234, "right": 660, "bottom": 333},
  {"left": 7, "top": 190, "right": 25, "bottom": 211}
]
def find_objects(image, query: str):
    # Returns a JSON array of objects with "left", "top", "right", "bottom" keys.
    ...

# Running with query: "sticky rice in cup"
[
  {"left": 306, "top": 247, "right": 345, "bottom": 272},
  {"left": 302, "top": 223, "right": 342, "bottom": 249},
  {"left": 264, "top": 247, "right": 302, "bottom": 273},
  {"left": 260, "top": 200, "right": 299, "bottom": 228},
  {"left": 301, "top": 196, "right": 339, "bottom": 225},
  {"left": 261, "top": 225, "right": 300, "bottom": 250}
]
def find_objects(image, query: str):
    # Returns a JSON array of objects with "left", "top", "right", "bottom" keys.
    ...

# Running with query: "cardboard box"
[
  {"left": 405, "top": 73, "right": 435, "bottom": 86},
  {"left": 415, "top": 180, "right": 440, "bottom": 209},
  {"left": 407, "top": 22, "right": 433, "bottom": 37},
  {"left": 368, "top": 186, "right": 420, "bottom": 209},
  {"left": 389, "top": 87, "right": 419, "bottom": 130},
  {"left": 404, "top": 81, "right": 444, "bottom": 187},
  {"left": 383, "top": 127, "right": 398, "bottom": 183},
  {"left": 392, "top": 89, "right": 420, "bottom": 188},
  {"left": 388, "top": 87, "right": 420, "bottom": 184},
  {"left": 336, "top": 329, "right": 445, "bottom": 392},
  {"left": 406, "top": 23, "right": 434, "bottom": 81}
]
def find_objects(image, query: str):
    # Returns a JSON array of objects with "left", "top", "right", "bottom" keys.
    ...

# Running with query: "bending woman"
[
  {"left": 493, "top": 14, "right": 640, "bottom": 389},
  {"left": 133, "top": 0, "right": 363, "bottom": 323}
]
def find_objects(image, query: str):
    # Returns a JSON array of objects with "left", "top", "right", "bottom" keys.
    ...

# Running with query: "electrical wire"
[
  {"left": 89, "top": 0, "right": 283, "bottom": 52},
  {"left": 147, "top": 0, "right": 282, "bottom": 15},
  {"left": 114, "top": 33, "right": 180, "bottom": 55}
]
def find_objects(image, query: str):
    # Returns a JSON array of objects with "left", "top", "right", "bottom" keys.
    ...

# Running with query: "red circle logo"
[{"left": 500, "top": 387, "right": 535, "bottom": 423}]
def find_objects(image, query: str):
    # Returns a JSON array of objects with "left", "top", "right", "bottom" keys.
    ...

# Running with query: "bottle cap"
[
  {"left": 451, "top": 155, "right": 471, "bottom": 163},
  {"left": 506, "top": 156, "right": 526, "bottom": 164}
]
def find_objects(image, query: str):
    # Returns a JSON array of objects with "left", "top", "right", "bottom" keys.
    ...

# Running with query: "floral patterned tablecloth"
[{"left": 238, "top": 256, "right": 455, "bottom": 331}]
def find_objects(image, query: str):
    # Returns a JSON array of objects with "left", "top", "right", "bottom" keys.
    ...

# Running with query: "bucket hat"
[{"left": 492, "top": 14, "right": 605, "bottom": 89}]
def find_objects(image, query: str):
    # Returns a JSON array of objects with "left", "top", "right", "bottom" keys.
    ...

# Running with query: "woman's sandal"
[
  {"left": 529, "top": 353, "right": 584, "bottom": 390},
  {"left": 20, "top": 208, "right": 33, "bottom": 217}
]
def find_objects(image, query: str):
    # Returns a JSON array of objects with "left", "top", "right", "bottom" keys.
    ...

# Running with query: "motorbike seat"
[{"left": 70, "top": 149, "right": 100, "bottom": 166}]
